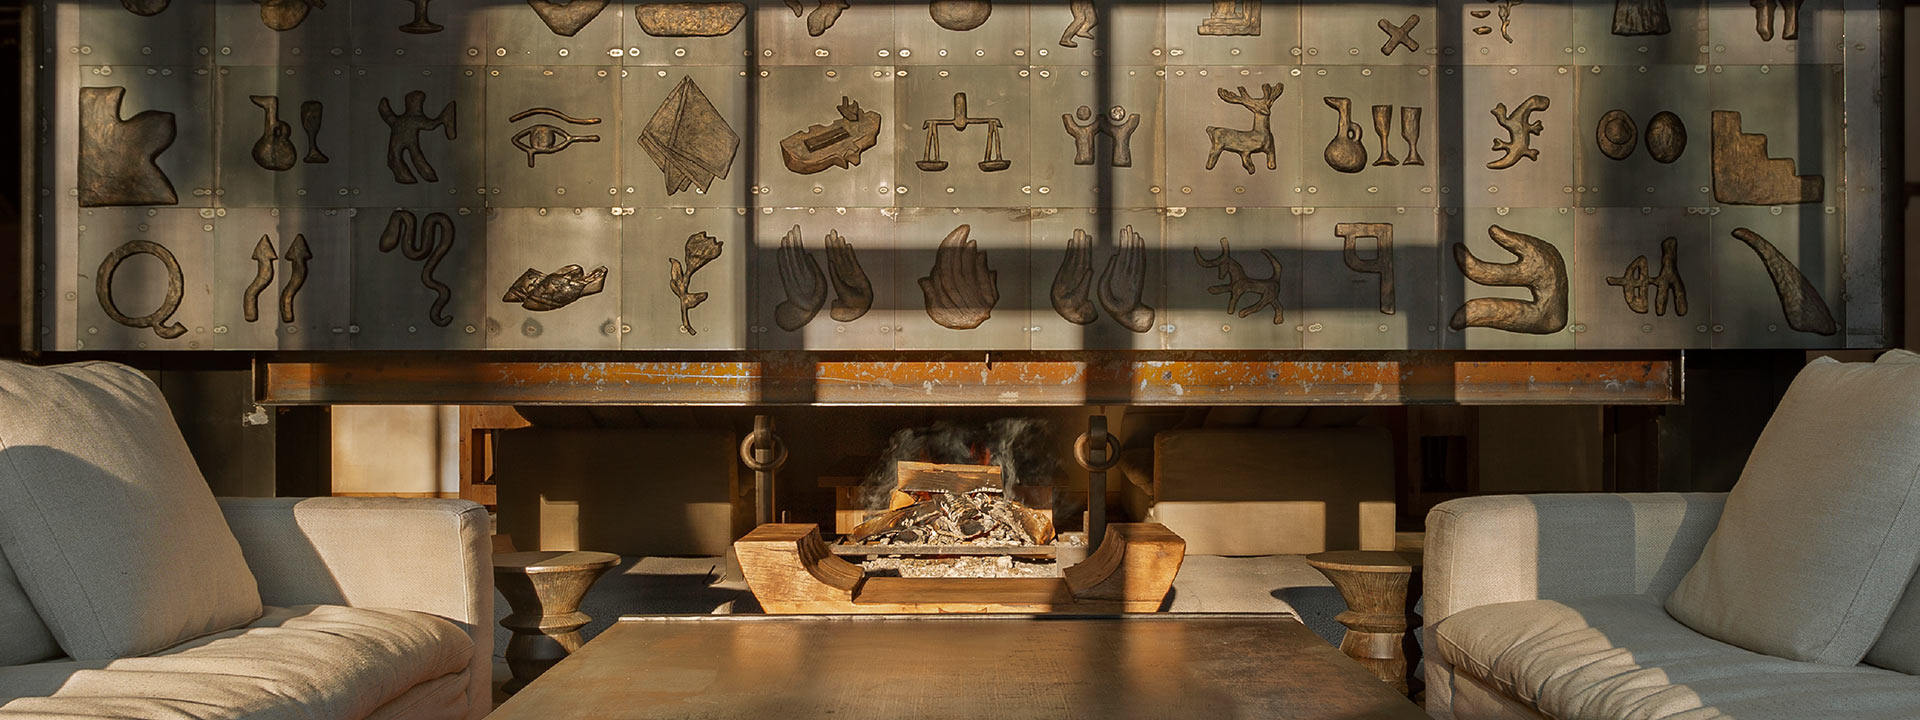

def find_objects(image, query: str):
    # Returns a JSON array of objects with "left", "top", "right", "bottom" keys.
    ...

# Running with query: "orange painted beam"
[{"left": 255, "top": 351, "right": 1680, "bottom": 406}]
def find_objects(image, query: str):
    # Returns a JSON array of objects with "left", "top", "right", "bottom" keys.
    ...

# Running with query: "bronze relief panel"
[
  {"left": 485, "top": 65, "right": 622, "bottom": 207},
  {"left": 750, "top": 207, "right": 896, "bottom": 350}
]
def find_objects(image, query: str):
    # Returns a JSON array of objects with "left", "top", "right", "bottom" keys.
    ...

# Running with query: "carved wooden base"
[
  {"left": 735, "top": 523, "right": 1184, "bottom": 613},
  {"left": 493, "top": 550, "right": 620, "bottom": 694},
  {"left": 1306, "top": 550, "right": 1423, "bottom": 696}
]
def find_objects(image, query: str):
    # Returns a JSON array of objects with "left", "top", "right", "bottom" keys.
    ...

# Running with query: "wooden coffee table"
[{"left": 489, "top": 614, "right": 1426, "bottom": 719}]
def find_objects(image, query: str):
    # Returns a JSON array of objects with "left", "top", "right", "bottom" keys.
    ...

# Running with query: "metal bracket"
[
  {"left": 740, "top": 415, "right": 789, "bottom": 526},
  {"left": 1072, "top": 414, "right": 1119, "bottom": 552}
]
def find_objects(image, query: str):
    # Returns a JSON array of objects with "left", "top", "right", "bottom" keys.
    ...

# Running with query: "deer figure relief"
[{"left": 1205, "top": 83, "right": 1283, "bottom": 175}]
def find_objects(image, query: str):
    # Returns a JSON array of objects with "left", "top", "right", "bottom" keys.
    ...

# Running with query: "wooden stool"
[
  {"left": 493, "top": 550, "right": 620, "bottom": 694},
  {"left": 1306, "top": 550, "right": 1422, "bottom": 695}
]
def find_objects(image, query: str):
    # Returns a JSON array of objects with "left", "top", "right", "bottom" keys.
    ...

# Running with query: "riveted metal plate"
[
  {"left": 1436, "top": 0, "right": 1575, "bottom": 67},
  {"left": 757, "top": 0, "right": 895, "bottom": 67},
  {"left": 1708, "top": 204, "right": 1843, "bottom": 349},
  {"left": 484, "top": 1, "right": 623, "bottom": 66},
  {"left": 1295, "top": 65, "right": 1438, "bottom": 208},
  {"left": 486, "top": 65, "right": 622, "bottom": 208},
  {"left": 1573, "top": 64, "right": 1712, "bottom": 209},
  {"left": 215, "top": 65, "right": 353, "bottom": 208},
  {"left": 1707, "top": 0, "right": 1844, "bottom": 66},
  {"left": 750, "top": 206, "right": 896, "bottom": 350},
  {"left": 1706, "top": 63, "right": 1845, "bottom": 211},
  {"left": 350, "top": 206, "right": 490, "bottom": 350},
  {"left": 1163, "top": 65, "right": 1304, "bottom": 208},
  {"left": 347, "top": 66, "right": 486, "bottom": 208},
  {"left": 1438, "top": 206, "right": 1577, "bottom": 349},
  {"left": 1163, "top": 207, "right": 1303, "bottom": 349},
  {"left": 624, "top": 206, "right": 750, "bottom": 349},
  {"left": 1440, "top": 64, "right": 1575, "bottom": 209},
  {"left": 892, "top": 0, "right": 1030, "bottom": 67},
  {"left": 75, "top": 208, "right": 214, "bottom": 351},
  {"left": 754, "top": 66, "right": 897, "bottom": 209},
  {"left": 1569, "top": 0, "right": 1706, "bottom": 66},
  {"left": 890, "top": 206, "right": 1031, "bottom": 350},
  {"left": 1164, "top": 1, "right": 1299, "bottom": 67},
  {"left": 1028, "top": 65, "right": 1164, "bottom": 210},
  {"left": 1027, "top": 207, "right": 1167, "bottom": 350},
  {"left": 1300, "top": 1, "right": 1439, "bottom": 67},
  {"left": 1030, "top": 0, "right": 1165, "bottom": 68},
  {"left": 77, "top": 0, "right": 214, "bottom": 67},
  {"left": 484, "top": 207, "right": 623, "bottom": 349},
  {"left": 211, "top": 207, "right": 353, "bottom": 349},
  {"left": 1300, "top": 206, "right": 1442, "bottom": 349},
  {"left": 349, "top": 0, "right": 488, "bottom": 67},
  {"left": 82, "top": 66, "right": 217, "bottom": 208},
  {"left": 213, "top": 0, "right": 351, "bottom": 66},
  {"left": 622, "top": 65, "right": 750, "bottom": 208},
  {"left": 894, "top": 65, "right": 1031, "bottom": 208},
  {"left": 622, "top": 2, "right": 750, "bottom": 67},
  {"left": 1571, "top": 207, "right": 1711, "bottom": 349}
]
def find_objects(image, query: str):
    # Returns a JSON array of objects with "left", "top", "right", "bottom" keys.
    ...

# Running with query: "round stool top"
[
  {"left": 1305, "top": 550, "right": 1422, "bottom": 574},
  {"left": 493, "top": 550, "right": 621, "bottom": 574}
]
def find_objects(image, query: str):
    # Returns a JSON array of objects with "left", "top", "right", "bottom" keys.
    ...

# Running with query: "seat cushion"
[
  {"left": 1152, "top": 427, "right": 1395, "bottom": 555},
  {"left": 0, "top": 361, "right": 261, "bottom": 660},
  {"left": 1435, "top": 594, "right": 1920, "bottom": 720},
  {"left": 0, "top": 550, "right": 57, "bottom": 666},
  {"left": 1665, "top": 356, "right": 1920, "bottom": 665},
  {"left": 0, "top": 604, "right": 472, "bottom": 720}
]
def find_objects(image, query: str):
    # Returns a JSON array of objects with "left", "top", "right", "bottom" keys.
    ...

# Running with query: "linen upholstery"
[
  {"left": 1150, "top": 427, "right": 1396, "bottom": 555},
  {"left": 1861, "top": 350, "right": 1920, "bottom": 673},
  {"left": 218, "top": 497, "right": 492, "bottom": 718},
  {"left": 0, "top": 361, "right": 260, "bottom": 660},
  {"left": 1666, "top": 356, "right": 1920, "bottom": 665},
  {"left": 1423, "top": 493, "right": 1726, "bottom": 623},
  {"left": 1434, "top": 594, "right": 1920, "bottom": 720},
  {"left": 1421, "top": 492, "right": 1726, "bottom": 716},
  {"left": 0, "top": 604, "right": 471, "bottom": 720},
  {"left": 0, "top": 551, "right": 57, "bottom": 666}
]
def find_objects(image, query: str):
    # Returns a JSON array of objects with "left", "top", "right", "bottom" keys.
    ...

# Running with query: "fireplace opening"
[{"left": 837, "top": 419, "right": 1083, "bottom": 579}]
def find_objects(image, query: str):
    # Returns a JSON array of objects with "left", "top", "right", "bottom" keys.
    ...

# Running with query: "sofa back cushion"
[
  {"left": 1665, "top": 355, "right": 1920, "bottom": 665},
  {"left": 1860, "top": 351, "right": 1920, "bottom": 673},
  {"left": 0, "top": 361, "right": 261, "bottom": 661},
  {"left": 0, "top": 548, "right": 59, "bottom": 665}
]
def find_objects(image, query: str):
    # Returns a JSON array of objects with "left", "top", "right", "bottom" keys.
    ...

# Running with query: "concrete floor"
[{"left": 491, "top": 553, "right": 1349, "bottom": 676}]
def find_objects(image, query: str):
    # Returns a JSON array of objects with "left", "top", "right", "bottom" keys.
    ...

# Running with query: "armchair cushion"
[
  {"left": 0, "top": 604, "right": 471, "bottom": 720},
  {"left": 1665, "top": 356, "right": 1920, "bottom": 665},
  {"left": 0, "top": 552, "right": 57, "bottom": 666},
  {"left": 1436, "top": 594, "right": 1920, "bottom": 720},
  {"left": 0, "top": 361, "right": 260, "bottom": 661}
]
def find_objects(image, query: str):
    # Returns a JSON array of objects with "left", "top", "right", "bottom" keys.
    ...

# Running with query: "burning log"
[
  {"left": 851, "top": 461, "right": 1055, "bottom": 549},
  {"left": 896, "top": 460, "right": 1002, "bottom": 495}
]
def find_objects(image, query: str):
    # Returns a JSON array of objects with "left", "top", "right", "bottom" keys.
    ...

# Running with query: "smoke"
[{"left": 860, "top": 418, "right": 1058, "bottom": 512}]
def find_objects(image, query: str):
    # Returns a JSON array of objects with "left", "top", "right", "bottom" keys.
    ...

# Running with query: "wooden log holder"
[{"left": 736, "top": 522, "right": 1185, "bottom": 613}]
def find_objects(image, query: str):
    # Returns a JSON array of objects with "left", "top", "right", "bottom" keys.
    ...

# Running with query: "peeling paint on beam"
[{"left": 255, "top": 352, "right": 1680, "bottom": 406}]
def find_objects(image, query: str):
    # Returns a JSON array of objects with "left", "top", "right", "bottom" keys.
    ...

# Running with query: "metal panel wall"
[{"left": 34, "top": 0, "right": 1891, "bottom": 351}]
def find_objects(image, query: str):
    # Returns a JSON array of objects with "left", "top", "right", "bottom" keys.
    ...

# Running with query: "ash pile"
[{"left": 848, "top": 461, "right": 1056, "bottom": 547}]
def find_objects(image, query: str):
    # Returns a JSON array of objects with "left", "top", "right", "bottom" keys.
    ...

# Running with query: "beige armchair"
[{"left": 0, "top": 360, "right": 492, "bottom": 720}]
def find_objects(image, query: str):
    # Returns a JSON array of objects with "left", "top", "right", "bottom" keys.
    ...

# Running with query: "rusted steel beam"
[{"left": 255, "top": 352, "right": 1680, "bottom": 406}]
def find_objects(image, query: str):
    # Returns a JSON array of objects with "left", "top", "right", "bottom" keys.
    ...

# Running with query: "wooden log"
[
  {"left": 1063, "top": 523, "right": 1187, "bottom": 612},
  {"left": 733, "top": 524, "right": 866, "bottom": 613},
  {"left": 736, "top": 522, "right": 1185, "bottom": 614},
  {"left": 895, "top": 460, "right": 1002, "bottom": 494}
]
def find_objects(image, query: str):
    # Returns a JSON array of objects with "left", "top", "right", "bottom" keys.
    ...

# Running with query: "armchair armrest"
[
  {"left": 218, "top": 497, "right": 492, "bottom": 719},
  {"left": 1423, "top": 492, "right": 1725, "bottom": 624}
]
